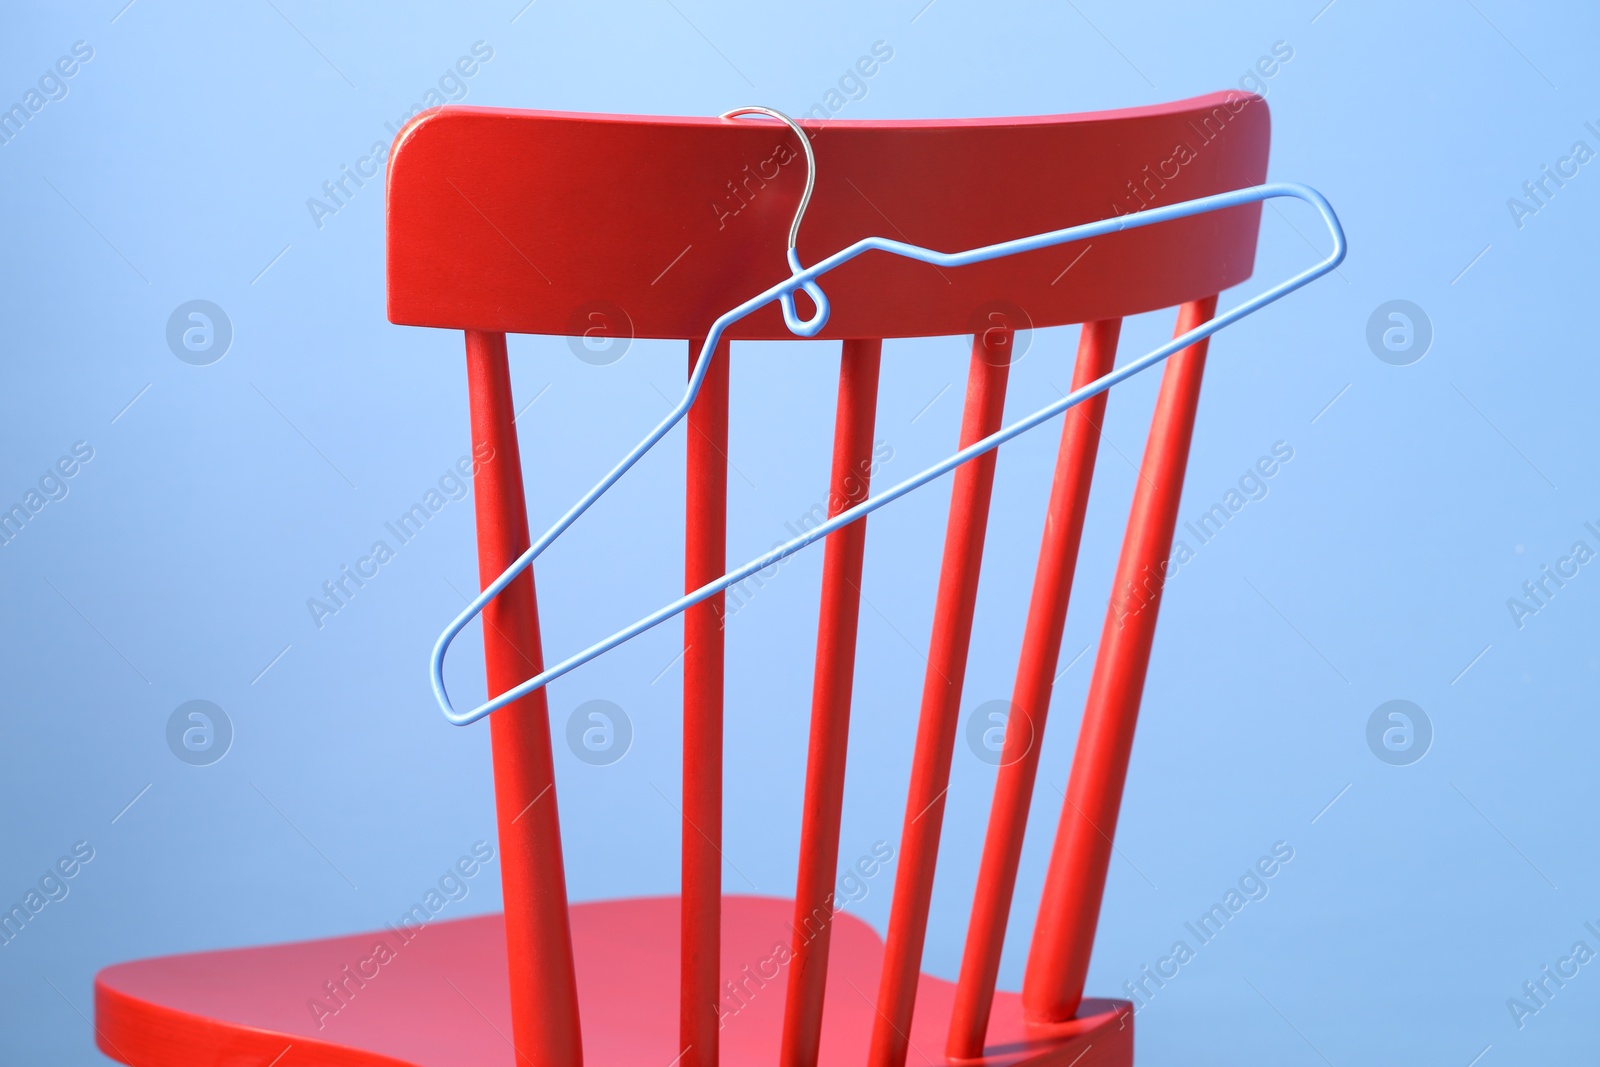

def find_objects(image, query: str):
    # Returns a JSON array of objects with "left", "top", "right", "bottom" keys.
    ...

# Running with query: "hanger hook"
[
  {"left": 719, "top": 106, "right": 815, "bottom": 251},
  {"left": 720, "top": 105, "right": 830, "bottom": 336}
]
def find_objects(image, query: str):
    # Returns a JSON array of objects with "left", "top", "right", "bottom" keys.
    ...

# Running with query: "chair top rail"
[{"left": 385, "top": 92, "right": 1270, "bottom": 340}]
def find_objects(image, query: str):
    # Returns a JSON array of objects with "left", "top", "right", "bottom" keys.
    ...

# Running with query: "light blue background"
[{"left": 3, "top": 1, "right": 1597, "bottom": 1063}]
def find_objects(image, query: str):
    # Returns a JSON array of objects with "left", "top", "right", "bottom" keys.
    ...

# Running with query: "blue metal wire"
[{"left": 430, "top": 180, "right": 1346, "bottom": 726}]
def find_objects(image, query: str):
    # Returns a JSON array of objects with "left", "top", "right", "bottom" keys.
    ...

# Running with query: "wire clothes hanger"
[{"left": 429, "top": 106, "right": 1347, "bottom": 727}]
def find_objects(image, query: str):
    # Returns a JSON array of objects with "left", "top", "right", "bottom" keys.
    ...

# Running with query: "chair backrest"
[{"left": 385, "top": 91, "right": 1270, "bottom": 1067}]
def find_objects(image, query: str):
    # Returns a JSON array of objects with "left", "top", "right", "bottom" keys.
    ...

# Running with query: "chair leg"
[
  {"left": 683, "top": 336, "right": 731, "bottom": 1067},
  {"left": 1021, "top": 297, "right": 1217, "bottom": 1023},
  {"left": 465, "top": 328, "right": 584, "bottom": 1067},
  {"left": 781, "top": 339, "right": 884, "bottom": 1067},
  {"left": 946, "top": 318, "right": 1122, "bottom": 1059},
  {"left": 869, "top": 329, "right": 1012, "bottom": 1067}
]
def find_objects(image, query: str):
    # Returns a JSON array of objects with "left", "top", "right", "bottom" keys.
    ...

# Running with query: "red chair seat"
[{"left": 96, "top": 895, "right": 1130, "bottom": 1067}]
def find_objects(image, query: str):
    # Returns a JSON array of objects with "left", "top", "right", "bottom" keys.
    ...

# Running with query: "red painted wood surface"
[
  {"left": 386, "top": 94, "right": 1269, "bottom": 339},
  {"left": 1023, "top": 298, "right": 1218, "bottom": 1023},
  {"left": 870, "top": 331, "right": 1012, "bottom": 1067},
  {"left": 781, "top": 339, "right": 883, "bottom": 1067},
  {"left": 684, "top": 337, "right": 732, "bottom": 1067},
  {"left": 466, "top": 329, "right": 584, "bottom": 1067},
  {"left": 947, "top": 319, "right": 1122, "bottom": 1058},
  {"left": 95, "top": 897, "right": 1132, "bottom": 1067}
]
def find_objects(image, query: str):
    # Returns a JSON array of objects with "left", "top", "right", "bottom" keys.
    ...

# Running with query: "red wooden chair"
[{"left": 95, "top": 91, "right": 1273, "bottom": 1067}]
